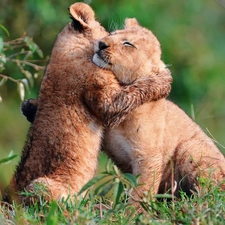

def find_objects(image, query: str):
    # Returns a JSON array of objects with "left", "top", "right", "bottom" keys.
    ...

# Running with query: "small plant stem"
[
  {"left": 6, "top": 58, "right": 44, "bottom": 70},
  {"left": 7, "top": 51, "right": 31, "bottom": 59},
  {"left": 0, "top": 74, "right": 20, "bottom": 83}
]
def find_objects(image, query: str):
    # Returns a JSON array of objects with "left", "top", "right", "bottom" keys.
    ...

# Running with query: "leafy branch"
[{"left": 0, "top": 25, "right": 46, "bottom": 101}]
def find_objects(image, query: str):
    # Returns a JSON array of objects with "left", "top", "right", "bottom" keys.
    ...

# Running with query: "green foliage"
[{"left": 0, "top": 24, "right": 45, "bottom": 101}]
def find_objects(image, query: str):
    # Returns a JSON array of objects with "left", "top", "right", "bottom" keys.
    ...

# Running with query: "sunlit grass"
[{"left": 1, "top": 158, "right": 225, "bottom": 225}]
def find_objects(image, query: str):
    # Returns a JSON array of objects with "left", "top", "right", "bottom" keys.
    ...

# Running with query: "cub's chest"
[{"left": 108, "top": 128, "right": 135, "bottom": 160}]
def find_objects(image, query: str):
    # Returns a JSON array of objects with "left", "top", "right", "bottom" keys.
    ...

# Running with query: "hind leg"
[{"left": 174, "top": 136, "right": 225, "bottom": 194}]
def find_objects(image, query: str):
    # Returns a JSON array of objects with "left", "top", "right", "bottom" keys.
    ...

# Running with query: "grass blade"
[
  {"left": 123, "top": 173, "right": 137, "bottom": 187},
  {"left": 78, "top": 174, "right": 108, "bottom": 195},
  {"left": 113, "top": 181, "right": 124, "bottom": 207},
  {"left": 0, "top": 154, "right": 17, "bottom": 164}
]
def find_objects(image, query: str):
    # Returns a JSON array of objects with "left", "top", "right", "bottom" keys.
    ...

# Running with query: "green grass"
[{"left": 1, "top": 158, "right": 225, "bottom": 225}]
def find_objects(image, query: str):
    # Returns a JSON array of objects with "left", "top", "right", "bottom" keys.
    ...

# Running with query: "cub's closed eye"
[{"left": 123, "top": 41, "right": 135, "bottom": 47}]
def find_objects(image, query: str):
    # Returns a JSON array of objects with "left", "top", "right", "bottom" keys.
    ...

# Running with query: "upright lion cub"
[
  {"left": 93, "top": 18, "right": 225, "bottom": 200},
  {"left": 5, "top": 4, "right": 172, "bottom": 204}
]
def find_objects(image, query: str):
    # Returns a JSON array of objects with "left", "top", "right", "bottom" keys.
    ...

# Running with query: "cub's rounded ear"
[
  {"left": 124, "top": 18, "right": 140, "bottom": 29},
  {"left": 69, "top": 2, "right": 95, "bottom": 31}
]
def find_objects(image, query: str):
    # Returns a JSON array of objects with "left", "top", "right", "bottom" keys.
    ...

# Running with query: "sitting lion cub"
[
  {"left": 93, "top": 18, "right": 225, "bottom": 200},
  {"left": 21, "top": 17, "right": 225, "bottom": 203}
]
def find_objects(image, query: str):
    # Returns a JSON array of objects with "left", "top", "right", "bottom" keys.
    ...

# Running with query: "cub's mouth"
[
  {"left": 93, "top": 51, "right": 111, "bottom": 69},
  {"left": 92, "top": 41, "right": 112, "bottom": 69}
]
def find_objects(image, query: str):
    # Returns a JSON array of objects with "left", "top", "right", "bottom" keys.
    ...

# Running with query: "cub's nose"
[{"left": 98, "top": 41, "right": 108, "bottom": 50}]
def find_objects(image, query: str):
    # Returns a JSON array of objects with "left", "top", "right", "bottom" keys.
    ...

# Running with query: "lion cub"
[
  {"left": 93, "top": 18, "right": 225, "bottom": 199},
  {"left": 4, "top": 4, "right": 172, "bottom": 204}
]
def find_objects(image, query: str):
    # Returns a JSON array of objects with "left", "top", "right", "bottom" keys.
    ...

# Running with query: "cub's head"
[
  {"left": 47, "top": 2, "right": 108, "bottom": 68},
  {"left": 93, "top": 18, "right": 168, "bottom": 84}
]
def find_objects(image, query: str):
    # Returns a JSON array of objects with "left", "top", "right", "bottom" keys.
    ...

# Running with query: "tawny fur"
[
  {"left": 5, "top": 4, "right": 172, "bottom": 204},
  {"left": 93, "top": 19, "right": 225, "bottom": 200}
]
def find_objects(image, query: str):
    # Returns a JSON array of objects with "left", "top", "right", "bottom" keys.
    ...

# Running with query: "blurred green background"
[{"left": 0, "top": 0, "right": 225, "bottom": 189}]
